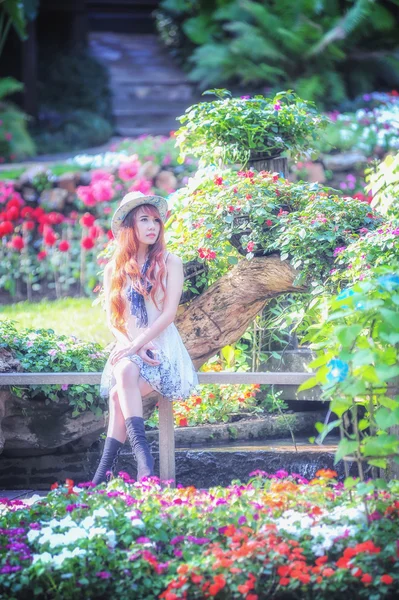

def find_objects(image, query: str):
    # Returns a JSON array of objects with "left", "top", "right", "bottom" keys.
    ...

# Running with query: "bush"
[{"left": 0, "top": 77, "right": 36, "bottom": 162}]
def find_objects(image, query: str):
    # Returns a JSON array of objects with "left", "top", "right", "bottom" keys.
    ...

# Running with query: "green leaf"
[
  {"left": 334, "top": 438, "right": 358, "bottom": 463},
  {"left": 336, "top": 324, "right": 362, "bottom": 347},
  {"left": 375, "top": 364, "right": 399, "bottom": 382},
  {"left": 375, "top": 407, "right": 399, "bottom": 430},
  {"left": 362, "top": 434, "right": 399, "bottom": 457},
  {"left": 297, "top": 376, "right": 318, "bottom": 392},
  {"left": 380, "top": 309, "right": 399, "bottom": 331}
]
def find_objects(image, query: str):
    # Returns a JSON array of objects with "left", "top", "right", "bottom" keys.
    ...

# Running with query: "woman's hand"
[{"left": 110, "top": 341, "right": 160, "bottom": 366}]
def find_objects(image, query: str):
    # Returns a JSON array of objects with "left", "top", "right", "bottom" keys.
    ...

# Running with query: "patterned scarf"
[{"left": 126, "top": 257, "right": 153, "bottom": 327}]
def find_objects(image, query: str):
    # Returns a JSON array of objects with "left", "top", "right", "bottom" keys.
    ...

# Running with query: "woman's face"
[{"left": 134, "top": 208, "right": 161, "bottom": 245}]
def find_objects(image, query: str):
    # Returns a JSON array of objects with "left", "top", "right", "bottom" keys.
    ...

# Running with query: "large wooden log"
[{"left": 176, "top": 254, "right": 306, "bottom": 368}]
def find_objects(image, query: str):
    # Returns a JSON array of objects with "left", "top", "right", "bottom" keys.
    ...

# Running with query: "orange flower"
[
  {"left": 315, "top": 556, "right": 328, "bottom": 566},
  {"left": 177, "top": 564, "right": 189, "bottom": 575},
  {"left": 315, "top": 469, "right": 337, "bottom": 479}
]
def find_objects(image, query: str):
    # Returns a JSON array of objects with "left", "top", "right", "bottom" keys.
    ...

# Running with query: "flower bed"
[{"left": 0, "top": 472, "right": 398, "bottom": 598}]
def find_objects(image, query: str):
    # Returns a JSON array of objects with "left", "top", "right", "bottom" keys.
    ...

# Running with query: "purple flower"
[
  {"left": 392, "top": 228, "right": 399, "bottom": 235},
  {"left": 274, "top": 103, "right": 282, "bottom": 111},
  {"left": 238, "top": 515, "right": 247, "bottom": 525},
  {"left": 240, "top": 95, "right": 251, "bottom": 100},
  {"left": 216, "top": 499, "right": 227, "bottom": 506},
  {"left": 363, "top": 94, "right": 371, "bottom": 102},
  {"left": 186, "top": 536, "right": 210, "bottom": 545},
  {"left": 333, "top": 246, "right": 346, "bottom": 257},
  {"left": 173, "top": 549, "right": 183, "bottom": 558},
  {"left": 65, "top": 504, "right": 77, "bottom": 512},
  {"left": 29, "top": 523, "right": 41, "bottom": 530},
  {"left": 249, "top": 470, "right": 268, "bottom": 477},
  {"left": 61, "top": 384, "right": 69, "bottom": 391},
  {"left": 96, "top": 571, "right": 111, "bottom": 579},
  {"left": 274, "top": 469, "right": 289, "bottom": 479},
  {"left": 170, "top": 535, "right": 185, "bottom": 545},
  {"left": 136, "top": 537, "right": 151, "bottom": 544},
  {"left": 368, "top": 511, "right": 383, "bottom": 522}
]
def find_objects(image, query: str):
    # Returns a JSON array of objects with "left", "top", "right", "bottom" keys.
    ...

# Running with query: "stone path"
[{"left": 89, "top": 32, "right": 202, "bottom": 136}]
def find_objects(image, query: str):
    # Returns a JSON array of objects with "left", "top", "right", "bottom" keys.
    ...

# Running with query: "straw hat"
[{"left": 111, "top": 191, "right": 168, "bottom": 237}]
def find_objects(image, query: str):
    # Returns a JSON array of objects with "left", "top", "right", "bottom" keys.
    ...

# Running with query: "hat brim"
[{"left": 111, "top": 195, "right": 168, "bottom": 237}]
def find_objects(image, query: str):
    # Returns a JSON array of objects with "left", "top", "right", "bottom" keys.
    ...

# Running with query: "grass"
[{"left": 0, "top": 297, "right": 113, "bottom": 346}]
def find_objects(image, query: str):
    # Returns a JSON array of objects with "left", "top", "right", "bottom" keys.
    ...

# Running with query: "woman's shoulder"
[{"left": 165, "top": 252, "right": 182, "bottom": 266}]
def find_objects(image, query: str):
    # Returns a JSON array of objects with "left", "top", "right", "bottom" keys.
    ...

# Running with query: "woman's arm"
[
  {"left": 104, "top": 261, "right": 131, "bottom": 347},
  {"left": 110, "top": 254, "right": 184, "bottom": 364}
]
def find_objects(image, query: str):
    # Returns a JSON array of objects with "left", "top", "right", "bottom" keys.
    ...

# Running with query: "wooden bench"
[{"left": 0, "top": 371, "right": 312, "bottom": 486}]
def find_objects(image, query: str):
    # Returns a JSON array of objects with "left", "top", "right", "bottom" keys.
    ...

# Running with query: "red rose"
[
  {"left": 6, "top": 206, "right": 19, "bottom": 221},
  {"left": 81, "top": 236, "right": 95, "bottom": 250},
  {"left": 381, "top": 575, "right": 393, "bottom": 585},
  {"left": 58, "top": 240, "right": 70, "bottom": 252},
  {"left": 247, "top": 241, "right": 255, "bottom": 252},
  {"left": 44, "top": 231, "right": 57, "bottom": 246},
  {"left": 0, "top": 221, "right": 14, "bottom": 236},
  {"left": 361, "top": 574, "right": 373, "bottom": 584},
  {"left": 80, "top": 213, "right": 96, "bottom": 228},
  {"left": 11, "top": 235, "right": 24, "bottom": 251},
  {"left": 37, "top": 250, "right": 47, "bottom": 261}
]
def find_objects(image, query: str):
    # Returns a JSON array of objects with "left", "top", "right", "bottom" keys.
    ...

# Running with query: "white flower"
[
  {"left": 106, "top": 530, "right": 117, "bottom": 548},
  {"left": 80, "top": 516, "right": 95, "bottom": 530},
  {"left": 47, "top": 534, "right": 68, "bottom": 549},
  {"left": 93, "top": 507, "right": 109, "bottom": 519},
  {"left": 27, "top": 529, "right": 40, "bottom": 542},
  {"left": 63, "top": 527, "right": 88, "bottom": 544},
  {"left": 130, "top": 518, "right": 145, "bottom": 529},
  {"left": 32, "top": 552, "right": 53, "bottom": 565},
  {"left": 58, "top": 515, "right": 75, "bottom": 529},
  {"left": 88, "top": 526, "right": 107, "bottom": 539}
]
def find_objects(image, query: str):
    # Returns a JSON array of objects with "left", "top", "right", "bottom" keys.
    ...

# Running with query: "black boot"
[
  {"left": 125, "top": 416, "right": 154, "bottom": 480},
  {"left": 92, "top": 437, "right": 124, "bottom": 485}
]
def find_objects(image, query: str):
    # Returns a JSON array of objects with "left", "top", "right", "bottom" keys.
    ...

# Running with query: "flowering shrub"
[
  {"left": 321, "top": 93, "right": 399, "bottom": 158},
  {"left": 147, "top": 383, "right": 262, "bottom": 429},
  {"left": 168, "top": 169, "right": 382, "bottom": 291},
  {"left": 0, "top": 471, "right": 398, "bottom": 598},
  {"left": 300, "top": 267, "right": 399, "bottom": 475},
  {"left": 176, "top": 89, "right": 328, "bottom": 167},
  {"left": 0, "top": 319, "right": 108, "bottom": 416}
]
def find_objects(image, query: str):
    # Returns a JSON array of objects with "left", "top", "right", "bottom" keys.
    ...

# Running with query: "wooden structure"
[{"left": 0, "top": 371, "right": 311, "bottom": 486}]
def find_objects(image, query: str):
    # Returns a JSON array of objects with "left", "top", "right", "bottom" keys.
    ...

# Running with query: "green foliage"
[
  {"left": 168, "top": 169, "right": 381, "bottom": 291},
  {"left": 299, "top": 267, "right": 399, "bottom": 475},
  {"left": 0, "top": 319, "right": 108, "bottom": 416},
  {"left": 366, "top": 152, "right": 399, "bottom": 217},
  {"left": 0, "top": 76, "right": 36, "bottom": 161},
  {"left": 176, "top": 89, "right": 329, "bottom": 166},
  {"left": 157, "top": 0, "right": 399, "bottom": 107}
]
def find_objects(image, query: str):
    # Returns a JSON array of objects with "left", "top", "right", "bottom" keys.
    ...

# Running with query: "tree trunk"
[{"left": 176, "top": 254, "right": 306, "bottom": 368}]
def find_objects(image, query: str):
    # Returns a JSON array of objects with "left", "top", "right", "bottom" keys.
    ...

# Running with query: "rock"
[
  {"left": 0, "top": 389, "right": 105, "bottom": 457},
  {"left": 56, "top": 173, "right": 78, "bottom": 194},
  {"left": 20, "top": 185, "right": 39, "bottom": 203},
  {"left": 0, "top": 348, "right": 22, "bottom": 373},
  {"left": 322, "top": 152, "right": 367, "bottom": 172},
  {"left": 18, "top": 165, "right": 48, "bottom": 186},
  {"left": 39, "top": 188, "right": 69, "bottom": 211},
  {"left": 306, "top": 162, "right": 326, "bottom": 183},
  {"left": 155, "top": 170, "right": 177, "bottom": 193},
  {"left": 139, "top": 161, "right": 161, "bottom": 180}
]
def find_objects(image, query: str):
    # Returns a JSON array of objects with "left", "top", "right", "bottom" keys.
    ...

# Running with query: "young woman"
[{"left": 92, "top": 191, "right": 198, "bottom": 485}]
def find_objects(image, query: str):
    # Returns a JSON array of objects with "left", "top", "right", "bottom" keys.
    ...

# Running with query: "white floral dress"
[{"left": 99, "top": 256, "right": 198, "bottom": 401}]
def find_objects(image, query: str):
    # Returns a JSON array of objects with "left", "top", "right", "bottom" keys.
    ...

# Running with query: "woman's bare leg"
[
  {"left": 113, "top": 359, "right": 154, "bottom": 419},
  {"left": 107, "top": 385, "right": 127, "bottom": 443}
]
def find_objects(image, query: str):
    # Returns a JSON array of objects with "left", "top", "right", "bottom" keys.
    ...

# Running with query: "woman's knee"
[{"left": 113, "top": 359, "right": 140, "bottom": 386}]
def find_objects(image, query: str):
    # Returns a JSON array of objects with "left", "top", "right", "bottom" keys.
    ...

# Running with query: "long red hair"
[{"left": 110, "top": 204, "right": 167, "bottom": 334}]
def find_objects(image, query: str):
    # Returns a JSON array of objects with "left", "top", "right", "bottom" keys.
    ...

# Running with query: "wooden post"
[{"left": 158, "top": 396, "right": 176, "bottom": 487}]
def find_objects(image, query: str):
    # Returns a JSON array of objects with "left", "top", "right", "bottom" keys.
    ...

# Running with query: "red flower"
[
  {"left": 6, "top": 206, "right": 19, "bottom": 221},
  {"left": 178, "top": 417, "right": 188, "bottom": 427},
  {"left": 50, "top": 482, "right": 58, "bottom": 490},
  {"left": 6, "top": 197, "right": 23, "bottom": 210},
  {"left": 214, "top": 176, "right": 223, "bottom": 186},
  {"left": 47, "top": 212, "right": 65, "bottom": 225},
  {"left": 247, "top": 241, "right": 255, "bottom": 252},
  {"left": 11, "top": 236, "right": 24, "bottom": 251},
  {"left": 266, "top": 219, "right": 273, "bottom": 226},
  {"left": 279, "top": 578, "right": 290, "bottom": 586},
  {"left": 381, "top": 574, "right": 393, "bottom": 585},
  {"left": 0, "top": 221, "right": 14, "bottom": 236},
  {"left": 58, "top": 240, "right": 70, "bottom": 252},
  {"left": 89, "top": 225, "right": 102, "bottom": 239},
  {"left": 21, "top": 206, "right": 35, "bottom": 219},
  {"left": 37, "top": 250, "right": 47, "bottom": 261},
  {"left": 246, "top": 194, "right": 252, "bottom": 200},
  {"left": 80, "top": 213, "right": 96, "bottom": 228},
  {"left": 22, "top": 220, "right": 35, "bottom": 231},
  {"left": 361, "top": 573, "right": 372, "bottom": 584},
  {"left": 44, "top": 230, "right": 57, "bottom": 246},
  {"left": 81, "top": 236, "right": 95, "bottom": 250},
  {"left": 107, "top": 229, "right": 114, "bottom": 240}
]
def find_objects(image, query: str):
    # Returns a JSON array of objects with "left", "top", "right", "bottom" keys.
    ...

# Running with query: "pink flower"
[
  {"left": 333, "top": 246, "right": 346, "bottom": 257},
  {"left": 129, "top": 178, "right": 152, "bottom": 195},
  {"left": 61, "top": 384, "right": 69, "bottom": 391},
  {"left": 26, "top": 341, "right": 34, "bottom": 348},
  {"left": 247, "top": 241, "right": 255, "bottom": 252},
  {"left": 48, "top": 349, "right": 57, "bottom": 357},
  {"left": 392, "top": 228, "right": 399, "bottom": 235},
  {"left": 5, "top": 132, "right": 12, "bottom": 141},
  {"left": 274, "top": 103, "right": 281, "bottom": 111},
  {"left": 91, "top": 170, "right": 114, "bottom": 184},
  {"left": 92, "top": 180, "right": 114, "bottom": 202},
  {"left": 76, "top": 186, "right": 96, "bottom": 207},
  {"left": 118, "top": 159, "right": 141, "bottom": 181}
]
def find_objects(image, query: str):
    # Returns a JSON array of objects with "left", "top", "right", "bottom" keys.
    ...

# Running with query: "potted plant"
[{"left": 175, "top": 89, "right": 329, "bottom": 171}]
